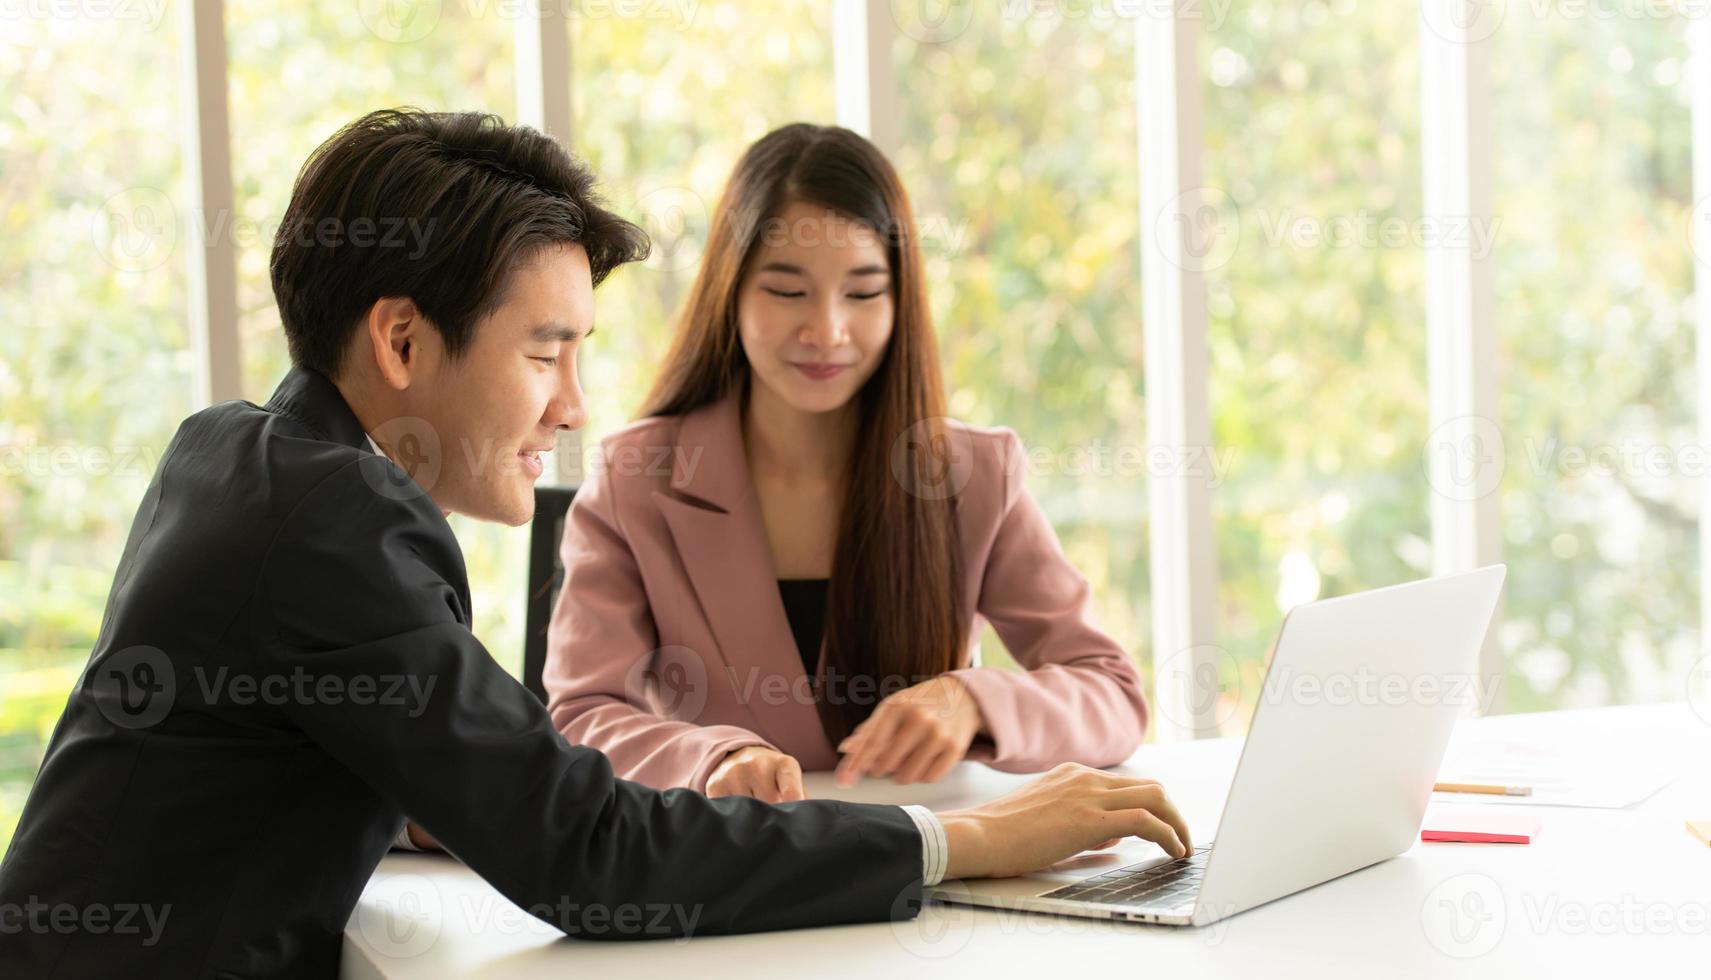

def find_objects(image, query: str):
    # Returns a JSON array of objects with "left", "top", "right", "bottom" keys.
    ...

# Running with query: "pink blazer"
[{"left": 543, "top": 392, "right": 1149, "bottom": 792}]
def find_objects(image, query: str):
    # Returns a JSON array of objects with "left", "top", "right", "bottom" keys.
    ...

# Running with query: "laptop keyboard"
[{"left": 1038, "top": 846, "right": 1212, "bottom": 910}]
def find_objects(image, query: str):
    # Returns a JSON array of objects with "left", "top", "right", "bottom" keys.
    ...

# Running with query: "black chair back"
[{"left": 523, "top": 485, "right": 578, "bottom": 703}]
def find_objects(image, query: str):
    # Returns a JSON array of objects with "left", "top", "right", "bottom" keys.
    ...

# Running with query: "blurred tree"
[
  {"left": 1202, "top": 0, "right": 1432, "bottom": 729},
  {"left": 892, "top": 10, "right": 1151, "bottom": 696},
  {"left": 570, "top": 1, "right": 836, "bottom": 438},
  {"left": 1490, "top": 6, "right": 1697, "bottom": 710},
  {"left": 1, "top": 2, "right": 193, "bottom": 854}
]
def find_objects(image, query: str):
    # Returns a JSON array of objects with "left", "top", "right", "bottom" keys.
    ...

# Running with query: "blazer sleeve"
[
  {"left": 541, "top": 457, "right": 773, "bottom": 791},
  {"left": 950, "top": 430, "right": 1150, "bottom": 771},
  {"left": 252, "top": 458, "right": 924, "bottom": 938}
]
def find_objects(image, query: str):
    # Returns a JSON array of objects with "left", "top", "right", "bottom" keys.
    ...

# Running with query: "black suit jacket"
[{"left": 0, "top": 367, "right": 924, "bottom": 978}]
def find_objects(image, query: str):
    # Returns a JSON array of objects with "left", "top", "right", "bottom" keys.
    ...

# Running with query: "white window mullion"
[
  {"left": 515, "top": 1, "right": 572, "bottom": 147},
  {"left": 833, "top": 0, "right": 899, "bottom": 157},
  {"left": 1692, "top": 13, "right": 1711, "bottom": 643},
  {"left": 1420, "top": 2, "right": 1503, "bottom": 712},
  {"left": 1136, "top": 10, "right": 1219, "bottom": 741},
  {"left": 178, "top": 0, "right": 240, "bottom": 407},
  {"left": 515, "top": 4, "right": 580, "bottom": 486}
]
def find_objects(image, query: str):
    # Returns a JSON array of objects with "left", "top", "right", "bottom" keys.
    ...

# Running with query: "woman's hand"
[
  {"left": 706, "top": 746, "right": 806, "bottom": 803},
  {"left": 834, "top": 674, "right": 983, "bottom": 786}
]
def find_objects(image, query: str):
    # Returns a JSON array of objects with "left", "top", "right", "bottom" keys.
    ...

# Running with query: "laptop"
[{"left": 931, "top": 564, "right": 1507, "bottom": 927}]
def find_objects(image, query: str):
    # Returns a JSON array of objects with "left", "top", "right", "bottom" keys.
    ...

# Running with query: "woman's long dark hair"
[{"left": 640, "top": 123, "right": 966, "bottom": 744}]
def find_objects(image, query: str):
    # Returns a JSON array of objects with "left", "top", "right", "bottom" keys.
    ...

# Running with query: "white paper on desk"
[{"left": 1435, "top": 725, "right": 1679, "bottom": 809}]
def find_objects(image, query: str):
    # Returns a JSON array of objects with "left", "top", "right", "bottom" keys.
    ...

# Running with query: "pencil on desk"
[
  {"left": 1433, "top": 781, "right": 1533, "bottom": 797},
  {"left": 1688, "top": 820, "right": 1711, "bottom": 847}
]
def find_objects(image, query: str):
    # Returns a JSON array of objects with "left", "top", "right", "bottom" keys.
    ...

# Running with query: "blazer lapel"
[{"left": 655, "top": 392, "right": 827, "bottom": 750}]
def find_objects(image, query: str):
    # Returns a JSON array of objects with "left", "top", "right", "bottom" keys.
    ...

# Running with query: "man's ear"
[{"left": 362, "top": 296, "right": 428, "bottom": 391}]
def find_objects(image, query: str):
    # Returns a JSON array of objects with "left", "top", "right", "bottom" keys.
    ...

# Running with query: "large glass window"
[
  {"left": 227, "top": 1, "right": 517, "bottom": 403},
  {"left": 1202, "top": 1, "right": 1431, "bottom": 731},
  {"left": 5, "top": 5, "right": 1706, "bottom": 857},
  {"left": 893, "top": 9, "right": 1149, "bottom": 683},
  {"left": 571, "top": 2, "right": 837, "bottom": 441},
  {"left": 1490, "top": 7, "right": 1698, "bottom": 710},
  {"left": 1, "top": 3, "right": 191, "bottom": 846}
]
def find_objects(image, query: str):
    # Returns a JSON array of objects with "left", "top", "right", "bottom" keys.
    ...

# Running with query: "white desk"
[{"left": 343, "top": 703, "right": 1710, "bottom": 978}]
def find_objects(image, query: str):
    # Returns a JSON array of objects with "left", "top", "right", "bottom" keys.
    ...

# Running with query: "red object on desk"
[{"left": 1421, "top": 809, "right": 1541, "bottom": 844}]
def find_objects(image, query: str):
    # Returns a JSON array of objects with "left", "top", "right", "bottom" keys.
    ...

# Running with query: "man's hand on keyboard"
[{"left": 937, "top": 763, "right": 1191, "bottom": 880}]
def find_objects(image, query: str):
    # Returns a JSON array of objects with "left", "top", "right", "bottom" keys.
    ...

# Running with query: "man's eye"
[
  {"left": 763, "top": 288, "right": 805, "bottom": 299},
  {"left": 531, "top": 356, "right": 559, "bottom": 366}
]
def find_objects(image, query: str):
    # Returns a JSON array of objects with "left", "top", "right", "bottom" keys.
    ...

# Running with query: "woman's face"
[{"left": 737, "top": 201, "right": 895, "bottom": 416}]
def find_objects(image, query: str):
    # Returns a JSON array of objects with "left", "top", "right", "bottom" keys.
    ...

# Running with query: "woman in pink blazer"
[{"left": 543, "top": 123, "right": 1148, "bottom": 803}]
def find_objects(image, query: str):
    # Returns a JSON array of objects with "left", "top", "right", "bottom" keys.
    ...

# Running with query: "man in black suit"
[{"left": 0, "top": 109, "right": 1191, "bottom": 978}]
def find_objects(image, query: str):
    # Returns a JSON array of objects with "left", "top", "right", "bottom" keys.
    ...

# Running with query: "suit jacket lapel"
[{"left": 655, "top": 392, "right": 826, "bottom": 749}]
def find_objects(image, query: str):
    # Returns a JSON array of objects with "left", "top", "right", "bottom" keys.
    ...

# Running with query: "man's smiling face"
[{"left": 388, "top": 243, "right": 595, "bottom": 526}]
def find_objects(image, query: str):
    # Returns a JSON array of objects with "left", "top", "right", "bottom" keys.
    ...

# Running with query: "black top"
[
  {"left": 778, "top": 578, "right": 831, "bottom": 676},
  {"left": 0, "top": 366, "right": 925, "bottom": 977}
]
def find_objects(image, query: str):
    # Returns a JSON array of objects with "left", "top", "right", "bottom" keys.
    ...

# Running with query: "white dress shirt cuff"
[
  {"left": 900, "top": 804, "right": 948, "bottom": 886},
  {"left": 391, "top": 822, "right": 420, "bottom": 851}
]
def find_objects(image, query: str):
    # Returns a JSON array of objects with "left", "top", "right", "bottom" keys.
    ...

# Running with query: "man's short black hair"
[{"left": 270, "top": 107, "right": 649, "bottom": 377}]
